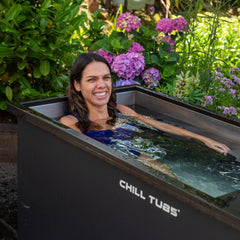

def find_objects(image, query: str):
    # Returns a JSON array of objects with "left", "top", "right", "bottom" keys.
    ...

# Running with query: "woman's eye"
[{"left": 88, "top": 78, "right": 96, "bottom": 82}]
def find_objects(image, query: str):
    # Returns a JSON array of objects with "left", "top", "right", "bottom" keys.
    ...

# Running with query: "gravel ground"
[{"left": 0, "top": 162, "right": 17, "bottom": 240}]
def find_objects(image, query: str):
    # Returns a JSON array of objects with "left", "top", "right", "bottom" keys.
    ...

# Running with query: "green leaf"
[
  {"left": 49, "top": 43, "right": 56, "bottom": 50},
  {"left": 163, "top": 64, "right": 176, "bottom": 78},
  {"left": 0, "top": 45, "right": 15, "bottom": 58},
  {"left": 151, "top": 55, "right": 162, "bottom": 67},
  {"left": 70, "top": 15, "right": 85, "bottom": 28},
  {"left": 64, "top": 5, "right": 80, "bottom": 21},
  {"left": 17, "top": 60, "right": 27, "bottom": 70},
  {"left": 28, "top": 38, "right": 40, "bottom": 52},
  {"left": 159, "top": 48, "right": 168, "bottom": 58},
  {"left": 19, "top": 78, "right": 32, "bottom": 89},
  {"left": 16, "top": 51, "right": 27, "bottom": 60},
  {"left": 0, "top": 100, "right": 8, "bottom": 110},
  {"left": 5, "top": 4, "right": 22, "bottom": 21},
  {"left": 9, "top": 73, "right": 21, "bottom": 84},
  {"left": 15, "top": 14, "right": 26, "bottom": 24},
  {"left": 5, "top": 86, "right": 13, "bottom": 101},
  {"left": 4, "top": 27, "right": 20, "bottom": 35},
  {"left": 110, "top": 39, "right": 122, "bottom": 49},
  {"left": 122, "top": 39, "right": 133, "bottom": 51},
  {"left": 21, "top": 88, "right": 41, "bottom": 98},
  {"left": 54, "top": 3, "right": 62, "bottom": 11},
  {"left": 40, "top": 60, "right": 50, "bottom": 76},
  {"left": 166, "top": 57, "right": 177, "bottom": 62},
  {"left": 33, "top": 66, "right": 41, "bottom": 78},
  {"left": 41, "top": 0, "right": 51, "bottom": 9},
  {"left": 40, "top": 18, "right": 49, "bottom": 30},
  {"left": 90, "top": 39, "right": 111, "bottom": 52},
  {"left": 141, "top": 26, "right": 151, "bottom": 37}
]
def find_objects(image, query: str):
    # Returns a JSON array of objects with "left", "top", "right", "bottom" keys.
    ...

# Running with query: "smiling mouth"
[{"left": 93, "top": 92, "right": 107, "bottom": 97}]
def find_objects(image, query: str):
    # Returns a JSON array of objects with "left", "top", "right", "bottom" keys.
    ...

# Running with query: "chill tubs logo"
[{"left": 119, "top": 179, "right": 180, "bottom": 218}]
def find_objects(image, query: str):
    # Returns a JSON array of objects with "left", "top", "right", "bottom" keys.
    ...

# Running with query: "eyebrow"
[{"left": 85, "top": 73, "right": 111, "bottom": 78}]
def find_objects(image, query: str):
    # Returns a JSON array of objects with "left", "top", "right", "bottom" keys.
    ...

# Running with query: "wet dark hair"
[{"left": 68, "top": 52, "right": 117, "bottom": 132}]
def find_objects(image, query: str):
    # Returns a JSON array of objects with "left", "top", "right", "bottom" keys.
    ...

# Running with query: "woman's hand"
[{"left": 199, "top": 137, "right": 230, "bottom": 155}]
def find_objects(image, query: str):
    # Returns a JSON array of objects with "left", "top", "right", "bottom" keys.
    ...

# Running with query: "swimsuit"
[{"left": 69, "top": 112, "right": 141, "bottom": 157}]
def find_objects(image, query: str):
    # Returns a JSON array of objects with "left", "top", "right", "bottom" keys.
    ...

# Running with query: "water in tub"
[{"left": 84, "top": 112, "right": 240, "bottom": 198}]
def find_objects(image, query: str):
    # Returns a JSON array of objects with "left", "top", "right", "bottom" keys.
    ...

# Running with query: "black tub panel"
[
  {"left": 17, "top": 118, "right": 240, "bottom": 240},
  {"left": 7, "top": 86, "right": 240, "bottom": 239}
]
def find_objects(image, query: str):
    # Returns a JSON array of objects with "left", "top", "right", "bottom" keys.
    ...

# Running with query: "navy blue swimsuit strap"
[{"left": 69, "top": 113, "right": 80, "bottom": 121}]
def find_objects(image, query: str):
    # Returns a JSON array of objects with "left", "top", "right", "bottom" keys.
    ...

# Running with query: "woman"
[{"left": 60, "top": 53, "right": 230, "bottom": 177}]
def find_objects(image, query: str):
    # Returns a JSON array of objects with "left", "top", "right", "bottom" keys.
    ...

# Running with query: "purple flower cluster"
[
  {"left": 111, "top": 52, "right": 145, "bottom": 80},
  {"left": 128, "top": 42, "right": 144, "bottom": 53},
  {"left": 203, "top": 67, "right": 239, "bottom": 116},
  {"left": 172, "top": 17, "right": 188, "bottom": 32},
  {"left": 156, "top": 17, "right": 188, "bottom": 34},
  {"left": 114, "top": 79, "right": 140, "bottom": 87},
  {"left": 141, "top": 67, "right": 161, "bottom": 87},
  {"left": 93, "top": 49, "right": 116, "bottom": 66},
  {"left": 229, "top": 67, "right": 240, "bottom": 74},
  {"left": 161, "top": 35, "right": 175, "bottom": 52},
  {"left": 116, "top": 12, "right": 142, "bottom": 33},
  {"left": 217, "top": 106, "right": 239, "bottom": 115},
  {"left": 156, "top": 18, "right": 173, "bottom": 34},
  {"left": 203, "top": 95, "right": 213, "bottom": 105}
]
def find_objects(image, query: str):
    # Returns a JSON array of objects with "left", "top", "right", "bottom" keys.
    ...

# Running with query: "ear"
[{"left": 74, "top": 80, "right": 81, "bottom": 92}]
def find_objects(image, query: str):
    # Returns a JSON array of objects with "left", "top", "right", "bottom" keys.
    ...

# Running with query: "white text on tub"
[{"left": 119, "top": 179, "right": 180, "bottom": 217}]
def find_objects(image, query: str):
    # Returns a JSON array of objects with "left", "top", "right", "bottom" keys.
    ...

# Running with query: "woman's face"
[{"left": 74, "top": 61, "right": 112, "bottom": 109}]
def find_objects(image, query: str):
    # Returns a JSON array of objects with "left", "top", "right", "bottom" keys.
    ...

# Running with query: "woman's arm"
[{"left": 117, "top": 104, "right": 230, "bottom": 155}]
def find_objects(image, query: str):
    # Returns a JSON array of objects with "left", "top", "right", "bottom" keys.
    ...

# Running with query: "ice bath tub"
[{"left": 8, "top": 85, "right": 240, "bottom": 240}]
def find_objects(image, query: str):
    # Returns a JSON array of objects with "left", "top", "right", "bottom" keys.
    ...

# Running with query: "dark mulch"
[
  {"left": 0, "top": 111, "right": 17, "bottom": 124},
  {"left": 0, "top": 163, "right": 17, "bottom": 240}
]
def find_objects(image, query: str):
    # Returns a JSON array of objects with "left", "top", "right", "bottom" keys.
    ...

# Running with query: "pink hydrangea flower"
[
  {"left": 111, "top": 52, "right": 145, "bottom": 80},
  {"left": 172, "top": 17, "right": 188, "bottom": 32},
  {"left": 116, "top": 12, "right": 142, "bottom": 33},
  {"left": 141, "top": 67, "right": 161, "bottom": 87},
  {"left": 156, "top": 18, "right": 173, "bottom": 34},
  {"left": 128, "top": 42, "right": 144, "bottom": 53},
  {"left": 161, "top": 35, "right": 175, "bottom": 52},
  {"left": 94, "top": 49, "right": 116, "bottom": 66}
]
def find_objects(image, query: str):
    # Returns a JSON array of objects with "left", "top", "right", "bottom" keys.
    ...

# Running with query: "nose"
[{"left": 96, "top": 78, "right": 106, "bottom": 88}]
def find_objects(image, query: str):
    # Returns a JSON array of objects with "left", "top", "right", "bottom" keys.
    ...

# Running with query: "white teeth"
[{"left": 94, "top": 92, "right": 106, "bottom": 96}]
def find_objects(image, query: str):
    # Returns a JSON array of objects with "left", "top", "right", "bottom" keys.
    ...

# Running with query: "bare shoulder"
[
  {"left": 117, "top": 104, "right": 138, "bottom": 117},
  {"left": 59, "top": 115, "right": 78, "bottom": 127}
]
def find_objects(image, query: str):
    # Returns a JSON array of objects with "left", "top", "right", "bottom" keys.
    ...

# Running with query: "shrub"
[
  {"left": 0, "top": 0, "right": 92, "bottom": 110},
  {"left": 90, "top": 12, "right": 188, "bottom": 88}
]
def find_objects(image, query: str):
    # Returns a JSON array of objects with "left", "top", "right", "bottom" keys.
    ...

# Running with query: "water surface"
[{"left": 90, "top": 113, "right": 240, "bottom": 198}]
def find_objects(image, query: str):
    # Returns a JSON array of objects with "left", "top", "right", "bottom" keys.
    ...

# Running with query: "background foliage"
[
  {"left": 0, "top": 0, "right": 104, "bottom": 110},
  {"left": 0, "top": 0, "right": 239, "bottom": 117}
]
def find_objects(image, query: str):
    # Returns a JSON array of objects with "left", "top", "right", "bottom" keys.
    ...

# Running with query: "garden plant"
[
  {"left": 0, "top": 0, "right": 105, "bottom": 110},
  {"left": 0, "top": 0, "right": 239, "bottom": 118}
]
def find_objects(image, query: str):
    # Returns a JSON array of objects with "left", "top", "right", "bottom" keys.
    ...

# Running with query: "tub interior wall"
[
  {"left": 134, "top": 92, "right": 240, "bottom": 147},
  {"left": 28, "top": 90, "right": 240, "bottom": 159},
  {"left": 29, "top": 101, "right": 67, "bottom": 120}
]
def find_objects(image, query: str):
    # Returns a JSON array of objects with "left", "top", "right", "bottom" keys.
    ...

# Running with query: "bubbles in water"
[{"left": 88, "top": 113, "right": 240, "bottom": 198}]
